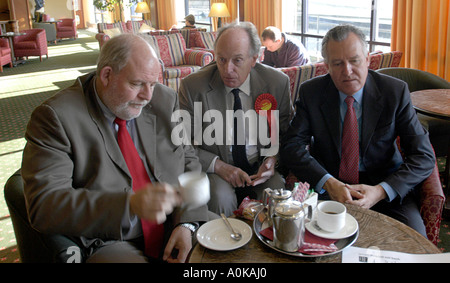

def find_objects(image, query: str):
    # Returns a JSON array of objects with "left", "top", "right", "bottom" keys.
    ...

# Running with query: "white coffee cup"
[
  {"left": 316, "top": 201, "right": 346, "bottom": 232},
  {"left": 178, "top": 172, "right": 210, "bottom": 210}
]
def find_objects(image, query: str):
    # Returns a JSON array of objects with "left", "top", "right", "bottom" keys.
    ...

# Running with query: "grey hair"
[
  {"left": 96, "top": 33, "right": 154, "bottom": 76},
  {"left": 321, "top": 24, "right": 368, "bottom": 62},
  {"left": 214, "top": 21, "right": 261, "bottom": 58}
]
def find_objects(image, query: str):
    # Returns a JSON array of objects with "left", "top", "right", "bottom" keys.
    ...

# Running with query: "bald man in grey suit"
[
  {"left": 22, "top": 33, "right": 210, "bottom": 263},
  {"left": 179, "top": 22, "right": 293, "bottom": 216}
]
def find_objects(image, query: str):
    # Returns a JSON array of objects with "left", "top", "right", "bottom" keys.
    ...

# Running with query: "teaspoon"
[{"left": 220, "top": 213, "right": 242, "bottom": 241}]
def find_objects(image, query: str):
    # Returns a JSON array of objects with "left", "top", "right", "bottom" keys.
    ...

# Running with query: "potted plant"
[{"left": 93, "top": 0, "right": 139, "bottom": 22}]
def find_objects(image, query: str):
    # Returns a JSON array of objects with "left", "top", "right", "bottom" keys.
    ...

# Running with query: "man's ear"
[{"left": 98, "top": 66, "right": 114, "bottom": 87}]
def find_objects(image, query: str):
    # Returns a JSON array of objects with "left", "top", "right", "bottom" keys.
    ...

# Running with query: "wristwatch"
[{"left": 179, "top": 223, "right": 198, "bottom": 236}]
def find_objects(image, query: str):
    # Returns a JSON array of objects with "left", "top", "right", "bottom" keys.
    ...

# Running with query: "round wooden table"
[
  {"left": 410, "top": 89, "right": 450, "bottom": 206},
  {"left": 410, "top": 89, "right": 450, "bottom": 120},
  {"left": 188, "top": 204, "right": 440, "bottom": 263}
]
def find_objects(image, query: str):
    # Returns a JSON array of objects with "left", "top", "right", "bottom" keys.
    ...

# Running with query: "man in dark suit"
[
  {"left": 179, "top": 22, "right": 293, "bottom": 216},
  {"left": 22, "top": 33, "right": 209, "bottom": 262},
  {"left": 280, "top": 25, "right": 435, "bottom": 235}
]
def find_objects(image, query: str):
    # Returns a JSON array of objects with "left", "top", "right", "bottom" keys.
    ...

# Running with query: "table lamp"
[
  {"left": 135, "top": 2, "right": 150, "bottom": 20},
  {"left": 209, "top": 3, "right": 231, "bottom": 29}
]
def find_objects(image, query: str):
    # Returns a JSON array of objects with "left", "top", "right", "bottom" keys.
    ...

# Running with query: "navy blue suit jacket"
[{"left": 281, "top": 70, "right": 435, "bottom": 200}]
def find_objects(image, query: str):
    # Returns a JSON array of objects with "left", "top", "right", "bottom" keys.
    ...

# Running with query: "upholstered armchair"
[
  {"left": 0, "top": 37, "right": 12, "bottom": 72},
  {"left": 12, "top": 29, "right": 48, "bottom": 62},
  {"left": 189, "top": 31, "right": 217, "bottom": 58},
  {"left": 144, "top": 32, "right": 214, "bottom": 91},
  {"left": 56, "top": 18, "right": 77, "bottom": 40},
  {"left": 33, "top": 22, "right": 57, "bottom": 44},
  {"left": 376, "top": 67, "right": 450, "bottom": 196},
  {"left": 5, "top": 170, "right": 85, "bottom": 262}
]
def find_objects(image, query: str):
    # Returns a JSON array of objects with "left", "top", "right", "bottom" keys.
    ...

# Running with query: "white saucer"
[
  {"left": 196, "top": 218, "right": 252, "bottom": 251},
  {"left": 305, "top": 213, "right": 358, "bottom": 239}
]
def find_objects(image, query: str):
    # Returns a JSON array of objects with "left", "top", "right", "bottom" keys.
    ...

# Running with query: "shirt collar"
[
  {"left": 225, "top": 74, "right": 251, "bottom": 96},
  {"left": 339, "top": 86, "right": 364, "bottom": 106}
]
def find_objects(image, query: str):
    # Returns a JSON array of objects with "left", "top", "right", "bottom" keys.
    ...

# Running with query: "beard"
[{"left": 112, "top": 100, "right": 150, "bottom": 120}]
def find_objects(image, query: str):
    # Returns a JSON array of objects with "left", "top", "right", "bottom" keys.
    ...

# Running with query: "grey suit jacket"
[
  {"left": 22, "top": 72, "right": 208, "bottom": 245},
  {"left": 179, "top": 62, "right": 293, "bottom": 170},
  {"left": 281, "top": 70, "right": 435, "bottom": 200}
]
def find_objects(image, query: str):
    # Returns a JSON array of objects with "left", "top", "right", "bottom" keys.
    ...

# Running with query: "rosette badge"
[{"left": 255, "top": 93, "right": 277, "bottom": 131}]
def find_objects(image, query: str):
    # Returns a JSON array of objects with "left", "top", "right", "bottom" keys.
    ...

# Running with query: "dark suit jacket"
[
  {"left": 22, "top": 72, "right": 208, "bottom": 247},
  {"left": 281, "top": 70, "right": 435, "bottom": 200},
  {"left": 179, "top": 62, "right": 293, "bottom": 170}
]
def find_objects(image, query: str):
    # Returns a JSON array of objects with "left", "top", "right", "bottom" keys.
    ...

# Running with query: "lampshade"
[
  {"left": 208, "top": 3, "right": 231, "bottom": 18},
  {"left": 135, "top": 2, "right": 150, "bottom": 14}
]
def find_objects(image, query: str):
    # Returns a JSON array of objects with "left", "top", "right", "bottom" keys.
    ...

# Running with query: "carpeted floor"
[
  {"left": 0, "top": 29, "right": 99, "bottom": 262},
  {"left": 0, "top": 29, "right": 448, "bottom": 263}
]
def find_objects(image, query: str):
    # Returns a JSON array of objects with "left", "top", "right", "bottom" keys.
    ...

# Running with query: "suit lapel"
[
  {"left": 361, "top": 74, "right": 384, "bottom": 156},
  {"left": 84, "top": 76, "right": 131, "bottom": 178},
  {"left": 320, "top": 79, "right": 341, "bottom": 154},
  {"left": 136, "top": 107, "right": 159, "bottom": 180},
  {"left": 205, "top": 70, "right": 230, "bottom": 162},
  {"left": 249, "top": 67, "right": 268, "bottom": 102}
]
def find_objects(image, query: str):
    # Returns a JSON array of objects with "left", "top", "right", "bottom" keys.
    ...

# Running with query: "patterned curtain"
[{"left": 391, "top": 0, "right": 450, "bottom": 80}]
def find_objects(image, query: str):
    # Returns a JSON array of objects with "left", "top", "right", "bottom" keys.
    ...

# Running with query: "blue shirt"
[{"left": 315, "top": 88, "right": 397, "bottom": 202}]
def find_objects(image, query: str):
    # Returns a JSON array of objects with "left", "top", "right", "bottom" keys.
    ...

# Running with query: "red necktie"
[
  {"left": 115, "top": 118, "right": 164, "bottom": 258},
  {"left": 339, "top": 97, "right": 359, "bottom": 184}
]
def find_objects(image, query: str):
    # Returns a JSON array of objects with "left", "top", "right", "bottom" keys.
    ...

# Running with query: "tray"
[{"left": 253, "top": 209, "right": 358, "bottom": 258}]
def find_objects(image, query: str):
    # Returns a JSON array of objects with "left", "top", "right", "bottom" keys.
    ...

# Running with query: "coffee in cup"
[{"left": 316, "top": 201, "right": 346, "bottom": 232}]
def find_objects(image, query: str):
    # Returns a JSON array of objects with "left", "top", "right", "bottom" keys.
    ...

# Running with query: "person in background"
[
  {"left": 280, "top": 24, "right": 435, "bottom": 236},
  {"left": 183, "top": 14, "right": 197, "bottom": 29},
  {"left": 21, "top": 33, "right": 210, "bottom": 263},
  {"left": 261, "top": 26, "right": 310, "bottom": 67},
  {"left": 179, "top": 22, "right": 293, "bottom": 216}
]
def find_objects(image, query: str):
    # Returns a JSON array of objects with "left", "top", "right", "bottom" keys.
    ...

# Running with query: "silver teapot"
[
  {"left": 272, "top": 201, "right": 312, "bottom": 252},
  {"left": 263, "top": 188, "right": 292, "bottom": 226}
]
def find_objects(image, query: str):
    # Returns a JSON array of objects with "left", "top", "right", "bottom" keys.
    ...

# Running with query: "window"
[
  {"left": 282, "top": 0, "right": 393, "bottom": 62},
  {"left": 174, "top": 0, "right": 212, "bottom": 31}
]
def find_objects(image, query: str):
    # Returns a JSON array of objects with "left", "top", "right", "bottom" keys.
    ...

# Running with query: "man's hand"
[
  {"left": 345, "top": 184, "right": 387, "bottom": 209},
  {"left": 163, "top": 225, "right": 192, "bottom": 263},
  {"left": 323, "top": 177, "right": 353, "bottom": 203},
  {"left": 249, "top": 157, "right": 276, "bottom": 186},
  {"left": 129, "top": 183, "right": 181, "bottom": 224},
  {"left": 214, "top": 159, "right": 251, "bottom": 187}
]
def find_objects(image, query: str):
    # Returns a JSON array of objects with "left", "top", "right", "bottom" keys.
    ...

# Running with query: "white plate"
[
  {"left": 306, "top": 213, "right": 358, "bottom": 239},
  {"left": 196, "top": 218, "right": 252, "bottom": 251}
]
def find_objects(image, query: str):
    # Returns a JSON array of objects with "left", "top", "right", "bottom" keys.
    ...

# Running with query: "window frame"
[
  {"left": 181, "top": 0, "right": 212, "bottom": 30},
  {"left": 285, "top": 0, "right": 391, "bottom": 56}
]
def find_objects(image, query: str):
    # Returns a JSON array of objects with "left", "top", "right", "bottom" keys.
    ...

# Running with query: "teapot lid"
[
  {"left": 272, "top": 188, "right": 292, "bottom": 199},
  {"left": 274, "top": 201, "right": 303, "bottom": 218}
]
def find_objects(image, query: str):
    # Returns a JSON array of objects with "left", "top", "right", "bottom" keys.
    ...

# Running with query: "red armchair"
[
  {"left": 0, "top": 38, "right": 12, "bottom": 72},
  {"left": 13, "top": 29, "right": 48, "bottom": 62},
  {"left": 56, "top": 18, "right": 77, "bottom": 40}
]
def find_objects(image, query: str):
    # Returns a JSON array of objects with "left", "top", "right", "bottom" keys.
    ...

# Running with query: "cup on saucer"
[{"left": 316, "top": 201, "right": 346, "bottom": 232}]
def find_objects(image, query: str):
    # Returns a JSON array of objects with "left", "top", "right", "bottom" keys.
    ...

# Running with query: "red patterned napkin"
[{"left": 259, "top": 226, "right": 338, "bottom": 255}]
